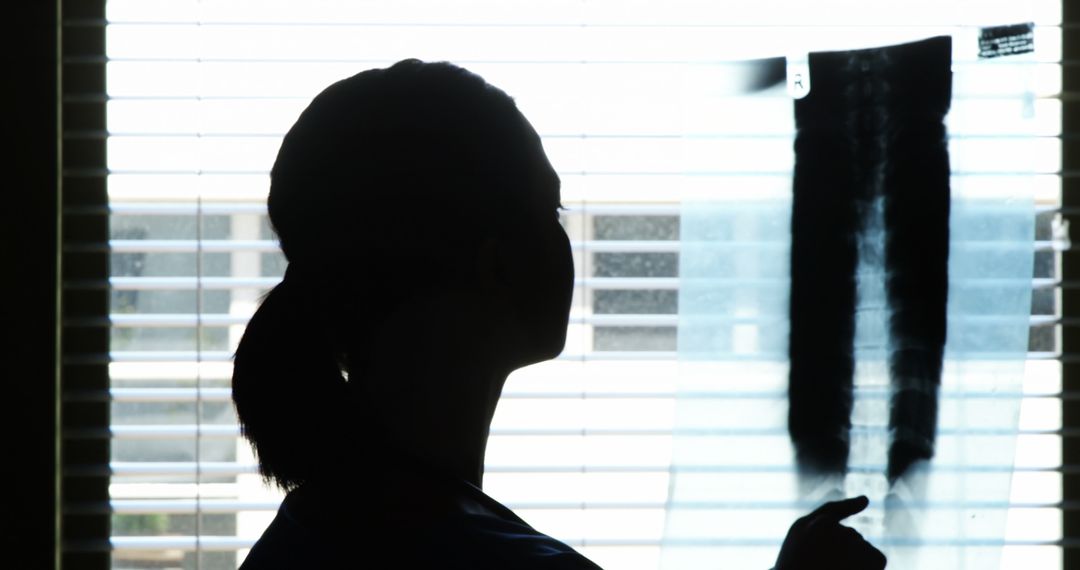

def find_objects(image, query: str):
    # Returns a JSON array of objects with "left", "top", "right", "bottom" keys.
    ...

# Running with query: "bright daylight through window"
[{"left": 103, "top": 1, "right": 1064, "bottom": 569}]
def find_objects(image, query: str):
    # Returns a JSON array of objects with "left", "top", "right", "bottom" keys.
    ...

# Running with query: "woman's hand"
[{"left": 774, "top": 496, "right": 886, "bottom": 570}]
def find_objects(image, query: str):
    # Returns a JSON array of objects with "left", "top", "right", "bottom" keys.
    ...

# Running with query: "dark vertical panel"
[
  {"left": 2, "top": 2, "right": 61, "bottom": 569},
  {"left": 1063, "top": 4, "right": 1079, "bottom": 569},
  {"left": 59, "top": 0, "right": 110, "bottom": 567}
]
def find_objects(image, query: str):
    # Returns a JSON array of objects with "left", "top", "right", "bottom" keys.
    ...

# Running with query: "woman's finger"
[{"left": 808, "top": 495, "right": 870, "bottom": 524}]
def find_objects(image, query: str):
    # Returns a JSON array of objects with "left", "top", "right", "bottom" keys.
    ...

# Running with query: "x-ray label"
[
  {"left": 786, "top": 54, "right": 810, "bottom": 99},
  {"left": 978, "top": 23, "right": 1035, "bottom": 59}
]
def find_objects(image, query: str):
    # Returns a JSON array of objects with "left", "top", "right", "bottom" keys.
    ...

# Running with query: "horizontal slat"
[
  {"left": 63, "top": 349, "right": 1064, "bottom": 365},
  {"left": 109, "top": 202, "right": 268, "bottom": 215},
  {"left": 79, "top": 314, "right": 250, "bottom": 327},
  {"left": 86, "top": 313, "right": 698, "bottom": 327},
  {"left": 74, "top": 536, "right": 1080, "bottom": 553},
  {"left": 79, "top": 202, "right": 686, "bottom": 216},
  {"left": 82, "top": 90, "right": 1079, "bottom": 102},
  {"left": 65, "top": 313, "right": 1064, "bottom": 328},
  {"left": 67, "top": 276, "right": 1062, "bottom": 291},
  {"left": 93, "top": 52, "right": 1064, "bottom": 66},
  {"left": 93, "top": 238, "right": 688, "bottom": 254},
  {"left": 92, "top": 51, "right": 1062, "bottom": 68},
  {"left": 80, "top": 499, "right": 281, "bottom": 514},
  {"left": 71, "top": 461, "right": 257, "bottom": 477},
  {"left": 67, "top": 167, "right": 1076, "bottom": 177},
  {"left": 92, "top": 20, "right": 1073, "bottom": 29},
  {"left": 75, "top": 276, "right": 682, "bottom": 290},
  {"left": 84, "top": 238, "right": 1066, "bottom": 254},
  {"left": 73, "top": 387, "right": 1076, "bottom": 404},
  {"left": 103, "top": 239, "right": 277, "bottom": 253},
  {"left": 70, "top": 130, "right": 1070, "bottom": 140},
  {"left": 93, "top": 53, "right": 1067, "bottom": 65},
  {"left": 68, "top": 201, "right": 1069, "bottom": 217},
  {"left": 68, "top": 461, "right": 1076, "bottom": 478},
  {"left": 71, "top": 498, "right": 1079, "bottom": 516},
  {"left": 100, "top": 0, "right": 1065, "bottom": 27},
  {"left": 90, "top": 276, "right": 282, "bottom": 290},
  {"left": 98, "top": 238, "right": 681, "bottom": 254},
  {"left": 102, "top": 536, "right": 252, "bottom": 552},
  {"left": 68, "top": 424, "right": 1070, "bottom": 440},
  {"left": 81, "top": 14, "right": 1080, "bottom": 29},
  {"left": 65, "top": 350, "right": 683, "bottom": 364}
]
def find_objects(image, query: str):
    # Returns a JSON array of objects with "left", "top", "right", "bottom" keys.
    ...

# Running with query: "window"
[{"left": 85, "top": 1, "right": 1068, "bottom": 569}]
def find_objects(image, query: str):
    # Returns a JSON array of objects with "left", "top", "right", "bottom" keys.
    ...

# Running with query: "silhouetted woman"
[{"left": 232, "top": 59, "right": 886, "bottom": 569}]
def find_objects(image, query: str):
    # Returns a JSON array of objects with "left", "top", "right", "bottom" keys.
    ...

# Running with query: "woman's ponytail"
[{"left": 231, "top": 268, "right": 350, "bottom": 491}]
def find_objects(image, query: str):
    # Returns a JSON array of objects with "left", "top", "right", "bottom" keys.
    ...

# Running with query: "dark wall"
[{"left": 2, "top": 2, "right": 61, "bottom": 569}]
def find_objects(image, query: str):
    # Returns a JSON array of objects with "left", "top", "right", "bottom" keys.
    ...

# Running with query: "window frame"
[
  {"left": 7, "top": 2, "right": 63, "bottom": 570},
  {"left": 1060, "top": 4, "right": 1078, "bottom": 569},
  {"left": 58, "top": 0, "right": 111, "bottom": 568}
]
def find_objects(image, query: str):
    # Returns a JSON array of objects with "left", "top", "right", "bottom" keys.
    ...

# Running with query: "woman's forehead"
[{"left": 518, "top": 118, "right": 561, "bottom": 204}]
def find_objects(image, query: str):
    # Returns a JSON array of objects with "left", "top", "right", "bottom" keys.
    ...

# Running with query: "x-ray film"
[{"left": 666, "top": 25, "right": 1040, "bottom": 570}]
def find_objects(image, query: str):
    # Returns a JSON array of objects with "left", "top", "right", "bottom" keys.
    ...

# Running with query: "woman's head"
[
  {"left": 232, "top": 59, "right": 574, "bottom": 490},
  {"left": 270, "top": 59, "right": 538, "bottom": 264}
]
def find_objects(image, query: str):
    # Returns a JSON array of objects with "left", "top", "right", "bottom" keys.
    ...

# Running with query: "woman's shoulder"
[
  {"left": 444, "top": 511, "right": 603, "bottom": 570},
  {"left": 238, "top": 500, "right": 335, "bottom": 569},
  {"left": 239, "top": 481, "right": 603, "bottom": 569}
]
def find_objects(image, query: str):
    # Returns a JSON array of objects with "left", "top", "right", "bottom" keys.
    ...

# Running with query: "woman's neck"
[
  {"left": 355, "top": 346, "right": 509, "bottom": 489},
  {"left": 346, "top": 284, "right": 519, "bottom": 489}
]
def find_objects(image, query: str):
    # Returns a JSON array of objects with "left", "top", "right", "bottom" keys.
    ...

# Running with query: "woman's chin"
[{"left": 515, "top": 332, "right": 568, "bottom": 368}]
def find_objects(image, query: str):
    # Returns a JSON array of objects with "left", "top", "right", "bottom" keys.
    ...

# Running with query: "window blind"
[
  {"left": 60, "top": 1, "right": 111, "bottom": 569},
  {"left": 56, "top": 1, "right": 1070, "bottom": 569}
]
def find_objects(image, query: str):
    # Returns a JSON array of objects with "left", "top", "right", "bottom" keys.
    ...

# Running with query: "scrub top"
[{"left": 239, "top": 476, "right": 604, "bottom": 569}]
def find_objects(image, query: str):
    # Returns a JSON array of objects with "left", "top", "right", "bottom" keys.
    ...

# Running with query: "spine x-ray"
[
  {"left": 667, "top": 26, "right": 1035, "bottom": 570},
  {"left": 787, "top": 36, "right": 953, "bottom": 486}
]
